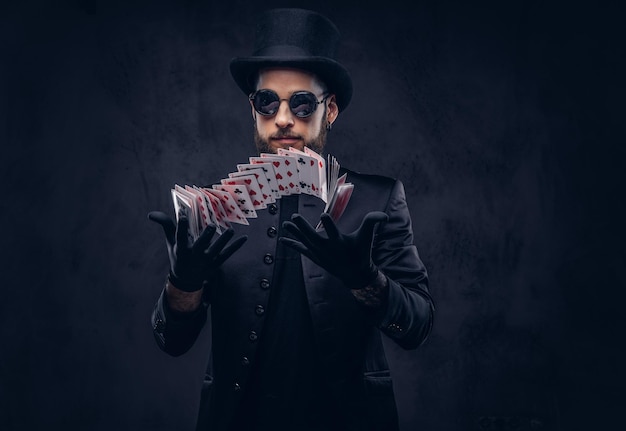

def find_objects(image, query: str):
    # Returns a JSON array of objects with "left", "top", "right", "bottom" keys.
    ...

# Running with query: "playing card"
[
  {"left": 255, "top": 153, "right": 301, "bottom": 195},
  {"left": 171, "top": 187, "right": 191, "bottom": 218},
  {"left": 277, "top": 148, "right": 307, "bottom": 194},
  {"left": 172, "top": 185, "right": 201, "bottom": 240},
  {"left": 324, "top": 155, "right": 344, "bottom": 206},
  {"left": 229, "top": 168, "right": 275, "bottom": 204},
  {"left": 250, "top": 155, "right": 291, "bottom": 196},
  {"left": 213, "top": 184, "right": 258, "bottom": 218},
  {"left": 237, "top": 162, "right": 280, "bottom": 200},
  {"left": 325, "top": 171, "right": 347, "bottom": 210},
  {"left": 327, "top": 182, "right": 354, "bottom": 224},
  {"left": 168, "top": 152, "right": 351, "bottom": 235},
  {"left": 195, "top": 186, "right": 230, "bottom": 232},
  {"left": 280, "top": 147, "right": 319, "bottom": 197},
  {"left": 221, "top": 174, "right": 267, "bottom": 210},
  {"left": 202, "top": 187, "right": 249, "bottom": 225},
  {"left": 171, "top": 187, "right": 192, "bottom": 226},
  {"left": 184, "top": 185, "right": 219, "bottom": 234},
  {"left": 304, "top": 147, "right": 327, "bottom": 202},
  {"left": 317, "top": 162, "right": 354, "bottom": 229}
]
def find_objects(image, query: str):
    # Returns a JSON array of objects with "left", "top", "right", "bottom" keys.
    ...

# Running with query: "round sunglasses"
[{"left": 249, "top": 89, "right": 329, "bottom": 118}]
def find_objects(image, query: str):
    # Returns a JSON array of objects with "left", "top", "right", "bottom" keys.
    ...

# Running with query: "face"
[{"left": 251, "top": 68, "right": 339, "bottom": 154}]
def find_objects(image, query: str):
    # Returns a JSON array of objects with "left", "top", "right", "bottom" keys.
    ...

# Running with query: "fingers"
[
  {"left": 289, "top": 214, "right": 319, "bottom": 238},
  {"left": 148, "top": 211, "right": 176, "bottom": 245},
  {"left": 282, "top": 220, "right": 319, "bottom": 252},
  {"left": 202, "top": 228, "right": 247, "bottom": 267},
  {"left": 278, "top": 237, "right": 308, "bottom": 254},
  {"left": 176, "top": 216, "right": 191, "bottom": 250},
  {"left": 213, "top": 235, "right": 248, "bottom": 266},
  {"left": 193, "top": 223, "right": 217, "bottom": 254},
  {"left": 204, "top": 228, "right": 235, "bottom": 261},
  {"left": 281, "top": 220, "right": 302, "bottom": 239},
  {"left": 278, "top": 237, "right": 320, "bottom": 266},
  {"left": 285, "top": 213, "right": 330, "bottom": 249},
  {"left": 359, "top": 211, "right": 389, "bottom": 235},
  {"left": 319, "top": 213, "right": 340, "bottom": 239},
  {"left": 148, "top": 210, "right": 169, "bottom": 224}
]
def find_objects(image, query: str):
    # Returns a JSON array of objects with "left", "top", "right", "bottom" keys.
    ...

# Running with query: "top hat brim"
[{"left": 230, "top": 56, "right": 353, "bottom": 112}]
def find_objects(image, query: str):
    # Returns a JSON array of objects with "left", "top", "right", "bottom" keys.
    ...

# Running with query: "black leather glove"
[
  {"left": 280, "top": 211, "right": 388, "bottom": 290},
  {"left": 148, "top": 211, "right": 247, "bottom": 292}
]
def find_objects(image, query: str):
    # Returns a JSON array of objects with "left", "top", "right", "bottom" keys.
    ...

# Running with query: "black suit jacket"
[{"left": 152, "top": 169, "right": 434, "bottom": 431}]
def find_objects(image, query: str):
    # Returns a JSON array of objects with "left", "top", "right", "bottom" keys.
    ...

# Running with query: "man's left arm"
[
  {"left": 359, "top": 179, "right": 434, "bottom": 350},
  {"left": 281, "top": 179, "right": 434, "bottom": 350}
]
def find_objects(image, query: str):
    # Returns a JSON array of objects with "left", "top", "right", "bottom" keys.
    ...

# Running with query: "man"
[{"left": 148, "top": 8, "right": 434, "bottom": 431}]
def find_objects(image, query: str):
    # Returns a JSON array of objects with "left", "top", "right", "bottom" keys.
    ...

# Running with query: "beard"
[{"left": 253, "top": 116, "right": 329, "bottom": 155}]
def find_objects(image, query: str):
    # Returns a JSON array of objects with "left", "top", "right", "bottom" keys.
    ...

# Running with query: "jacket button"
[
  {"left": 263, "top": 253, "right": 274, "bottom": 264},
  {"left": 267, "top": 226, "right": 278, "bottom": 238},
  {"left": 387, "top": 323, "right": 403, "bottom": 333},
  {"left": 241, "top": 356, "right": 250, "bottom": 366},
  {"left": 268, "top": 204, "right": 278, "bottom": 215},
  {"left": 249, "top": 331, "right": 258, "bottom": 342},
  {"left": 153, "top": 318, "right": 165, "bottom": 332},
  {"left": 260, "top": 278, "right": 270, "bottom": 289},
  {"left": 255, "top": 305, "right": 265, "bottom": 316}
]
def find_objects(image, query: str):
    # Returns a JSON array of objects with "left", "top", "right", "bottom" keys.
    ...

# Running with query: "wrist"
[
  {"left": 350, "top": 270, "right": 389, "bottom": 308},
  {"left": 165, "top": 277, "right": 204, "bottom": 313},
  {"left": 168, "top": 271, "right": 203, "bottom": 293}
]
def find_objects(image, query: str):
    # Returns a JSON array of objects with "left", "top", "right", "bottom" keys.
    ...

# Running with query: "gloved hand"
[
  {"left": 280, "top": 212, "right": 388, "bottom": 290},
  {"left": 148, "top": 211, "right": 247, "bottom": 292}
]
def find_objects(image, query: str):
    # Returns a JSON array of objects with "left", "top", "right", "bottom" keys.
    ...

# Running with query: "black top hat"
[{"left": 230, "top": 8, "right": 353, "bottom": 111}]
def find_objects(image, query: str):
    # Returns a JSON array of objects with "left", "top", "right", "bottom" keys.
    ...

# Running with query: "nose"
[{"left": 274, "top": 100, "right": 295, "bottom": 129}]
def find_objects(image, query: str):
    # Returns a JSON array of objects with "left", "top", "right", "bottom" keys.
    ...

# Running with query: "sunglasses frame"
[{"left": 249, "top": 89, "right": 330, "bottom": 119}]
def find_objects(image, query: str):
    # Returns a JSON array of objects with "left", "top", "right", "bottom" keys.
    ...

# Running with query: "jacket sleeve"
[
  {"left": 373, "top": 179, "right": 434, "bottom": 350},
  {"left": 151, "top": 287, "right": 210, "bottom": 357}
]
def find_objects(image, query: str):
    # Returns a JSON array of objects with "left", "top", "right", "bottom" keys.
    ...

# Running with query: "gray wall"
[{"left": 2, "top": 0, "right": 623, "bottom": 430}]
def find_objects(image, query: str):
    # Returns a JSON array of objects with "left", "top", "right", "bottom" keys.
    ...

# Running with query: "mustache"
[{"left": 271, "top": 130, "right": 302, "bottom": 139}]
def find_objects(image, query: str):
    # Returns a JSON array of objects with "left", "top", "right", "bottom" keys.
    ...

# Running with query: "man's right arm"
[
  {"left": 166, "top": 279, "right": 204, "bottom": 312},
  {"left": 151, "top": 279, "right": 210, "bottom": 357},
  {"left": 148, "top": 212, "right": 247, "bottom": 356}
]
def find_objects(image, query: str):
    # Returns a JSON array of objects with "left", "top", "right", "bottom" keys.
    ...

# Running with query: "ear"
[{"left": 326, "top": 94, "right": 339, "bottom": 126}]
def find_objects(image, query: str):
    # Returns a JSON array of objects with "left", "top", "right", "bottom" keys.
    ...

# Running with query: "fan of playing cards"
[{"left": 171, "top": 147, "right": 354, "bottom": 239}]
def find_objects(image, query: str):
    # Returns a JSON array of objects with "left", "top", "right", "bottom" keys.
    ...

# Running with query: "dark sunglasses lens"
[
  {"left": 254, "top": 90, "right": 280, "bottom": 116},
  {"left": 290, "top": 92, "right": 318, "bottom": 118}
]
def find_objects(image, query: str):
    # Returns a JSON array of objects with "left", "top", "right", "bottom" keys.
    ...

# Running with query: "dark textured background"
[{"left": 1, "top": 1, "right": 624, "bottom": 430}]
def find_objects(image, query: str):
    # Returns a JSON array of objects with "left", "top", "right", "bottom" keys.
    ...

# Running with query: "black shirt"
[{"left": 230, "top": 195, "right": 340, "bottom": 431}]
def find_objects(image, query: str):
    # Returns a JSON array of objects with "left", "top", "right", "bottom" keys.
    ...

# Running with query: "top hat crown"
[{"left": 230, "top": 8, "right": 353, "bottom": 111}]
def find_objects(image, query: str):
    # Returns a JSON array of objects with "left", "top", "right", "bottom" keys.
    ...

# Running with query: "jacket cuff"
[
  {"left": 376, "top": 277, "right": 434, "bottom": 348},
  {"left": 151, "top": 287, "right": 209, "bottom": 355}
]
